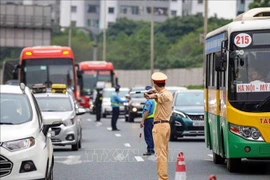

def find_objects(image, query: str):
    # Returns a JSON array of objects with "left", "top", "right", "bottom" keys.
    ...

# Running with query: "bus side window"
[{"left": 206, "top": 54, "right": 211, "bottom": 88}]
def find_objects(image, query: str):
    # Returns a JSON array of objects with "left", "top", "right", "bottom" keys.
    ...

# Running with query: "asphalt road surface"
[{"left": 53, "top": 114, "right": 270, "bottom": 180}]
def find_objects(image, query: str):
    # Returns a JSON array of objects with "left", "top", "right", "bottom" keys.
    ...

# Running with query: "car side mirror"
[
  {"left": 43, "top": 116, "right": 62, "bottom": 127},
  {"left": 76, "top": 108, "right": 86, "bottom": 115}
]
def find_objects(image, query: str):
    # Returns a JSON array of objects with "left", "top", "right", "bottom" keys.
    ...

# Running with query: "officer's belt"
[{"left": 153, "top": 120, "right": 169, "bottom": 125}]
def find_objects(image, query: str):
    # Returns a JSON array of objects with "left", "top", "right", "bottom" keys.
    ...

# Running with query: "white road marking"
[
  {"left": 87, "top": 118, "right": 92, "bottom": 122},
  {"left": 55, "top": 156, "right": 82, "bottom": 165},
  {"left": 121, "top": 119, "right": 125, "bottom": 122},
  {"left": 134, "top": 156, "right": 144, "bottom": 162},
  {"left": 107, "top": 127, "right": 112, "bottom": 131},
  {"left": 124, "top": 143, "right": 131, "bottom": 147},
  {"left": 208, "top": 154, "right": 213, "bottom": 158},
  {"left": 96, "top": 122, "right": 102, "bottom": 126},
  {"left": 115, "top": 133, "right": 121, "bottom": 137}
]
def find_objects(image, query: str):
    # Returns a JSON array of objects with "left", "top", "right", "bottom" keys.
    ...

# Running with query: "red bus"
[
  {"left": 15, "top": 46, "right": 81, "bottom": 100},
  {"left": 79, "top": 61, "right": 118, "bottom": 108}
]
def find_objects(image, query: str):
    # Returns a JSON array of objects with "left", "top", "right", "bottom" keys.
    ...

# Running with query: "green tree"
[
  {"left": 249, "top": 0, "right": 270, "bottom": 9},
  {"left": 51, "top": 28, "right": 93, "bottom": 62}
]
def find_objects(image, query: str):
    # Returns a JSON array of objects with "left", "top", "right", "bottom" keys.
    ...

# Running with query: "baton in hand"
[{"left": 139, "top": 128, "right": 143, "bottom": 143}]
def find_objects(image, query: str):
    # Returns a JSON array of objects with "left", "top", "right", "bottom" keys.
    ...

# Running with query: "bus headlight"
[{"left": 229, "top": 124, "right": 264, "bottom": 142}]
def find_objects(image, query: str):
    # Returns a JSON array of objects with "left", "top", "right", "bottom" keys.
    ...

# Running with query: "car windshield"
[
  {"left": 103, "top": 90, "right": 129, "bottom": 98},
  {"left": 175, "top": 92, "right": 203, "bottom": 106},
  {"left": 36, "top": 97, "right": 73, "bottom": 112},
  {"left": 0, "top": 94, "right": 32, "bottom": 125}
]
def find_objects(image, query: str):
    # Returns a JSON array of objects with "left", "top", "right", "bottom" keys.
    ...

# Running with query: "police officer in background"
[
  {"left": 141, "top": 85, "right": 156, "bottom": 156},
  {"left": 94, "top": 82, "right": 105, "bottom": 122},
  {"left": 111, "top": 84, "right": 127, "bottom": 131},
  {"left": 144, "top": 72, "right": 173, "bottom": 180}
]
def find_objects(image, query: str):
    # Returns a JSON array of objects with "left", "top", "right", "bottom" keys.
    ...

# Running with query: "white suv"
[{"left": 0, "top": 84, "right": 62, "bottom": 180}]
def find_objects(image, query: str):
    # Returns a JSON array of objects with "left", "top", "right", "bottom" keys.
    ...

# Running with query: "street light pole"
[
  {"left": 150, "top": 0, "right": 154, "bottom": 81},
  {"left": 68, "top": 0, "right": 72, "bottom": 47},
  {"left": 204, "top": 0, "right": 208, "bottom": 43},
  {"left": 103, "top": 1, "right": 107, "bottom": 61},
  {"left": 203, "top": 0, "right": 208, "bottom": 84}
]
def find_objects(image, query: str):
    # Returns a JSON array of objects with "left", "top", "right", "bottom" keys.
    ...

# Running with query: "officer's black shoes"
[
  {"left": 112, "top": 129, "right": 120, "bottom": 131},
  {"left": 143, "top": 152, "right": 154, "bottom": 156}
]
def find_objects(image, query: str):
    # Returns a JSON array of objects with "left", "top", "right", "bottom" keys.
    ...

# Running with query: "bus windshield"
[
  {"left": 229, "top": 31, "right": 270, "bottom": 112},
  {"left": 81, "top": 70, "right": 113, "bottom": 95},
  {"left": 22, "top": 58, "right": 74, "bottom": 89}
]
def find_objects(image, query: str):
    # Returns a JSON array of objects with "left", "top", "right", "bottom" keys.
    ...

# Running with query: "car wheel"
[
  {"left": 227, "top": 158, "right": 241, "bottom": 172},
  {"left": 72, "top": 141, "right": 79, "bottom": 151},
  {"left": 169, "top": 132, "right": 177, "bottom": 141},
  {"left": 213, "top": 151, "right": 225, "bottom": 164},
  {"left": 48, "top": 169, "right": 53, "bottom": 180},
  {"left": 102, "top": 113, "right": 106, "bottom": 118}
]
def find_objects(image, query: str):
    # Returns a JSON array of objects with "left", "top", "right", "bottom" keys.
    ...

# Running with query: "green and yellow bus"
[{"left": 204, "top": 8, "right": 270, "bottom": 172}]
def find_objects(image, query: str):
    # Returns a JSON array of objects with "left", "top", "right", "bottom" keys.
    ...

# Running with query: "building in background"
[{"left": 236, "top": 0, "right": 253, "bottom": 15}]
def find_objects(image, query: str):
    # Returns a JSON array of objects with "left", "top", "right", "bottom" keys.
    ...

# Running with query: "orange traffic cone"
[
  {"left": 209, "top": 175, "right": 217, "bottom": 180},
  {"left": 175, "top": 152, "right": 186, "bottom": 180}
]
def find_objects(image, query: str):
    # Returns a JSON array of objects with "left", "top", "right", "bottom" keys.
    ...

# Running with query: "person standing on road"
[
  {"left": 144, "top": 72, "right": 173, "bottom": 180},
  {"left": 94, "top": 88, "right": 103, "bottom": 121},
  {"left": 111, "top": 84, "right": 126, "bottom": 131},
  {"left": 140, "top": 86, "right": 156, "bottom": 156}
]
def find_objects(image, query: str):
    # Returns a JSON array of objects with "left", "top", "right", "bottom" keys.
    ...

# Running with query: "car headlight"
[
  {"left": 131, "top": 102, "right": 140, "bottom": 107},
  {"left": 2, "top": 137, "right": 35, "bottom": 152},
  {"left": 172, "top": 110, "right": 186, "bottom": 118},
  {"left": 229, "top": 124, "right": 264, "bottom": 141},
  {"left": 63, "top": 117, "right": 75, "bottom": 126}
]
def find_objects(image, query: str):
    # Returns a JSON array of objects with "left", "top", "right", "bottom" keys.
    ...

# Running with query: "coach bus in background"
[
  {"left": 14, "top": 46, "right": 81, "bottom": 100},
  {"left": 204, "top": 8, "right": 270, "bottom": 172},
  {"left": 78, "top": 61, "right": 118, "bottom": 108}
]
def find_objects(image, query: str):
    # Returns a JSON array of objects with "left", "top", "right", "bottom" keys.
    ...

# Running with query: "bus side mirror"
[
  {"left": 12, "top": 64, "right": 21, "bottom": 79},
  {"left": 215, "top": 52, "right": 227, "bottom": 72},
  {"left": 77, "top": 70, "right": 82, "bottom": 78}
]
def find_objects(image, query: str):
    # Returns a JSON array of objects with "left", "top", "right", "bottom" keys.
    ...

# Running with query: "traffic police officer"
[
  {"left": 111, "top": 84, "right": 126, "bottom": 131},
  {"left": 140, "top": 85, "right": 156, "bottom": 156},
  {"left": 94, "top": 81, "right": 105, "bottom": 121},
  {"left": 144, "top": 72, "right": 173, "bottom": 180},
  {"left": 94, "top": 88, "right": 103, "bottom": 121}
]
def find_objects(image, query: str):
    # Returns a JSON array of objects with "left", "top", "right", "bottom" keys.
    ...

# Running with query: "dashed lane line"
[
  {"left": 124, "top": 143, "right": 131, "bottom": 147},
  {"left": 134, "top": 156, "right": 144, "bottom": 162},
  {"left": 115, "top": 133, "right": 122, "bottom": 137}
]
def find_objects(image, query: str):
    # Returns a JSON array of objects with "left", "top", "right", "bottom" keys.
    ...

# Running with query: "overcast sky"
[{"left": 208, "top": 0, "right": 237, "bottom": 20}]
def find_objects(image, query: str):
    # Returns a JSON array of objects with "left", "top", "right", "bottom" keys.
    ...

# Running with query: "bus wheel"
[
  {"left": 227, "top": 158, "right": 241, "bottom": 172},
  {"left": 213, "top": 151, "right": 225, "bottom": 164}
]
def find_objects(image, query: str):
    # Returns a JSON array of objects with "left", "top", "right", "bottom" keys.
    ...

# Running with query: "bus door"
[
  {"left": 214, "top": 51, "right": 227, "bottom": 157},
  {"left": 207, "top": 52, "right": 223, "bottom": 156}
]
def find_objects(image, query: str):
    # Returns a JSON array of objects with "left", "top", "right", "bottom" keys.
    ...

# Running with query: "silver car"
[
  {"left": 101, "top": 87, "right": 129, "bottom": 118},
  {"left": 34, "top": 92, "right": 85, "bottom": 151}
]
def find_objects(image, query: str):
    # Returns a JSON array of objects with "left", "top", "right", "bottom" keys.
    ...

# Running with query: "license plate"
[
  {"left": 193, "top": 121, "right": 204, "bottom": 127},
  {"left": 51, "top": 131, "right": 56, "bottom": 137}
]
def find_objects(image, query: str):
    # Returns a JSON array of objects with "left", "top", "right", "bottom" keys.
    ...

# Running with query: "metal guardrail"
[{"left": 0, "top": 14, "right": 51, "bottom": 29}]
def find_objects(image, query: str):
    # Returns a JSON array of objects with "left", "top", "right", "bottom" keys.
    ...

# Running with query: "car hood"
[
  {"left": 174, "top": 106, "right": 204, "bottom": 114},
  {"left": 130, "top": 98, "right": 145, "bottom": 103},
  {"left": 0, "top": 121, "right": 38, "bottom": 142},
  {"left": 41, "top": 111, "right": 74, "bottom": 121}
]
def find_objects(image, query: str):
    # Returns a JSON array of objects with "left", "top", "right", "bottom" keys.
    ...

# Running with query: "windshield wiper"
[
  {"left": 42, "top": 109, "right": 59, "bottom": 112},
  {"left": 254, "top": 95, "right": 270, "bottom": 111},
  {"left": 0, "top": 122, "right": 14, "bottom": 125}
]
